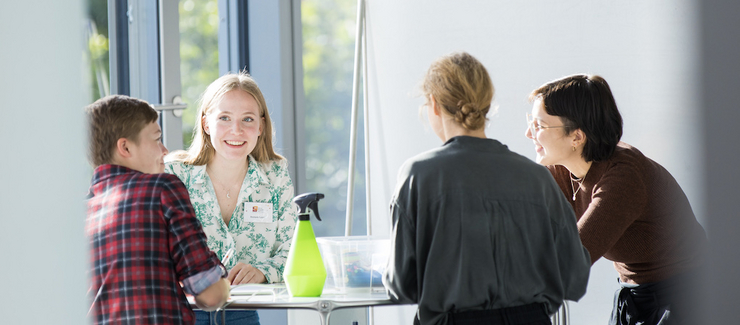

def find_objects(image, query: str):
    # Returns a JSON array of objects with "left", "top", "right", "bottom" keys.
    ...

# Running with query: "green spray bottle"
[{"left": 284, "top": 192, "right": 327, "bottom": 297}]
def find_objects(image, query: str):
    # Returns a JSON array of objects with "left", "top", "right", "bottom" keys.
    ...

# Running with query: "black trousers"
[
  {"left": 609, "top": 272, "right": 698, "bottom": 325},
  {"left": 416, "top": 303, "right": 551, "bottom": 325}
]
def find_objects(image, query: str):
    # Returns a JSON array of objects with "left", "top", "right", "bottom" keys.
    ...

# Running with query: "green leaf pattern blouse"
[{"left": 165, "top": 156, "right": 297, "bottom": 283}]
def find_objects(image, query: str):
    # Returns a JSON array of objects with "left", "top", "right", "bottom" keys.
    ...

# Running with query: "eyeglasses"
[{"left": 526, "top": 113, "right": 568, "bottom": 138}]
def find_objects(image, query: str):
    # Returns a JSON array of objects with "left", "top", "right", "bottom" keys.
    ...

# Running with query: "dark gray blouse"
[{"left": 383, "top": 136, "right": 591, "bottom": 325}]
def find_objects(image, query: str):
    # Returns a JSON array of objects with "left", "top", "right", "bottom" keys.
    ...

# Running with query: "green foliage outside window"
[
  {"left": 179, "top": 0, "right": 219, "bottom": 149},
  {"left": 86, "top": 0, "right": 109, "bottom": 102},
  {"left": 302, "top": 0, "right": 367, "bottom": 236}
]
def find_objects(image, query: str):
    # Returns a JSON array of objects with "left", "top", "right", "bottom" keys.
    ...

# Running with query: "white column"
[
  {"left": 698, "top": 1, "right": 740, "bottom": 323},
  {"left": 0, "top": 2, "right": 89, "bottom": 324}
]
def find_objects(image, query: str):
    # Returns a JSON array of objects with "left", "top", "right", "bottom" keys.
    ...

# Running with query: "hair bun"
[
  {"left": 458, "top": 100, "right": 476, "bottom": 113},
  {"left": 421, "top": 52, "right": 494, "bottom": 131},
  {"left": 454, "top": 101, "right": 485, "bottom": 130}
]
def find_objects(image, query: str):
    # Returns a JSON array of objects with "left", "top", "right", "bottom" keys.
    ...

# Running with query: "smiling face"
[
  {"left": 203, "top": 89, "right": 263, "bottom": 164},
  {"left": 525, "top": 98, "right": 577, "bottom": 166},
  {"left": 127, "top": 121, "right": 168, "bottom": 174}
]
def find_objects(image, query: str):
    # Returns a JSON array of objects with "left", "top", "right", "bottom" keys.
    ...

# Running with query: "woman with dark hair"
[
  {"left": 383, "top": 53, "right": 591, "bottom": 325},
  {"left": 525, "top": 74, "right": 706, "bottom": 325}
]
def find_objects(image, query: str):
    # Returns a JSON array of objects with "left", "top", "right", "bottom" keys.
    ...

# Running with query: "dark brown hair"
[{"left": 529, "top": 74, "right": 623, "bottom": 162}]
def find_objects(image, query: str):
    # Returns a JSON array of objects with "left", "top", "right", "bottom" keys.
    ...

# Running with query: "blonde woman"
[
  {"left": 166, "top": 72, "right": 297, "bottom": 325},
  {"left": 383, "top": 52, "right": 591, "bottom": 325}
]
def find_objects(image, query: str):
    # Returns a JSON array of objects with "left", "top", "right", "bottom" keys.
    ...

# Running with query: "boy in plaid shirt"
[{"left": 85, "top": 95, "right": 230, "bottom": 324}]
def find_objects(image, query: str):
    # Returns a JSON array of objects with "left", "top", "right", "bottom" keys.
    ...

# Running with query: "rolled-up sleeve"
[{"left": 181, "top": 265, "right": 226, "bottom": 296}]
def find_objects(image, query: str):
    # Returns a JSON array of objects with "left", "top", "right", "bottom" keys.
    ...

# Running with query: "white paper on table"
[{"left": 230, "top": 283, "right": 286, "bottom": 296}]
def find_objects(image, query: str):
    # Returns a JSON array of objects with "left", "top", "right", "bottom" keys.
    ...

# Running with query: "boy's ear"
[{"left": 116, "top": 138, "right": 132, "bottom": 158}]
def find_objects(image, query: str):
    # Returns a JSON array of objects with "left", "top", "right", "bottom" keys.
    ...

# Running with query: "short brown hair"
[
  {"left": 85, "top": 95, "right": 159, "bottom": 167},
  {"left": 422, "top": 52, "right": 494, "bottom": 130}
]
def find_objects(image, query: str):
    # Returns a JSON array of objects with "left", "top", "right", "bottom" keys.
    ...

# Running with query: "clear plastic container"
[{"left": 316, "top": 236, "right": 390, "bottom": 293}]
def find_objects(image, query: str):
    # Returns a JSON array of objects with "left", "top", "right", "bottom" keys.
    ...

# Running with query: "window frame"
[{"left": 109, "top": 0, "right": 304, "bottom": 189}]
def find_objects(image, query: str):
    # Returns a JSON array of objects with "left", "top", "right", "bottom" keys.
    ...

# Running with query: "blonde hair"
[
  {"left": 169, "top": 72, "right": 283, "bottom": 165},
  {"left": 422, "top": 52, "right": 494, "bottom": 130}
]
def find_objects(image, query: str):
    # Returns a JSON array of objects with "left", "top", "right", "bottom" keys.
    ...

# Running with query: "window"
[
  {"left": 179, "top": 0, "right": 220, "bottom": 148},
  {"left": 104, "top": 0, "right": 366, "bottom": 237},
  {"left": 301, "top": 0, "right": 366, "bottom": 236},
  {"left": 86, "top": 0, "right": 110, "bottom": 101}
]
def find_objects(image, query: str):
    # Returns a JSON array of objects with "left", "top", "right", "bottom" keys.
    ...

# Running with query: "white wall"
[
  {"left": 364, "top": 1, "right": 701, "bottom": 324},
  {"left": 0, "top": 1, "right": 89, "bottom": 324}
]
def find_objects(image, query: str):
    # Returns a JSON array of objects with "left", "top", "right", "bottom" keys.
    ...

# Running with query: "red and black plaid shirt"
[{"left": 87, "top": 165, "right": 223, "bottom": 325}]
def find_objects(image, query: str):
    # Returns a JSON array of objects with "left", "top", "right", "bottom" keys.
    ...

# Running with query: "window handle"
[{"left": 153, "top": 96, "right": 187, "bottom": 117}]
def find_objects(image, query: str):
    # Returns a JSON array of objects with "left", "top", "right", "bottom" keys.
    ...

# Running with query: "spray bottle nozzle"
[{"left": 293, "top": 192, "right": 325, "bottom": 221}]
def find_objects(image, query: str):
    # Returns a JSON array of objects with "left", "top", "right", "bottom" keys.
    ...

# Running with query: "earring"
[{"left": 572, "top": 146, "right": 576, "bottom": 152}]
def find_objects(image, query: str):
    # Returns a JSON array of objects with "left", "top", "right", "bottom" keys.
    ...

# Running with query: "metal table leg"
[{"left": 551, "top": 300, "right": 570, "bottom": 325}]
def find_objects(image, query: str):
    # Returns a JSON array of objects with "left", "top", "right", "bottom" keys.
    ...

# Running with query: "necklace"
[
  {"left": 570, "top": 174, "right": 584, "bottom": 201},
  {"left": 210, "top": 175, "right": 244, "bottom": 200},
  {"left": 215, "top": 179, "right": 241, "bottom": 199},
  {"left": 207, "top": 164, "right": 248, "bottom": 200}
]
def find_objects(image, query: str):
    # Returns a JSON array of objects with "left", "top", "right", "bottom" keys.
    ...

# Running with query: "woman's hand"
[{"left": 227, "top": 262, "right": 266, "bottom": 284}]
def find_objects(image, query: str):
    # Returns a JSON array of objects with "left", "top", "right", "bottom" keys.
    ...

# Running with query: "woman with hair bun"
[{"left": 383, "top": 52, "right": 591, "bottom": 325}]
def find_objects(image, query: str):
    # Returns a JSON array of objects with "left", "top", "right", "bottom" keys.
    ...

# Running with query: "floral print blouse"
[{"left": 165, "top": 156, "right": 297, "bottom": 283}]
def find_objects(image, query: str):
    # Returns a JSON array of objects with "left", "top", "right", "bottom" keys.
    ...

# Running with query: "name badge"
[{"left": 244, "top": 202, "right": 273, "bottom": 223}]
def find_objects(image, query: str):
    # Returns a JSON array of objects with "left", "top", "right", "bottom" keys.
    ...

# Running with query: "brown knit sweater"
[{"left": 548, "top": 142, "right": 706, "bottom": 284}]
